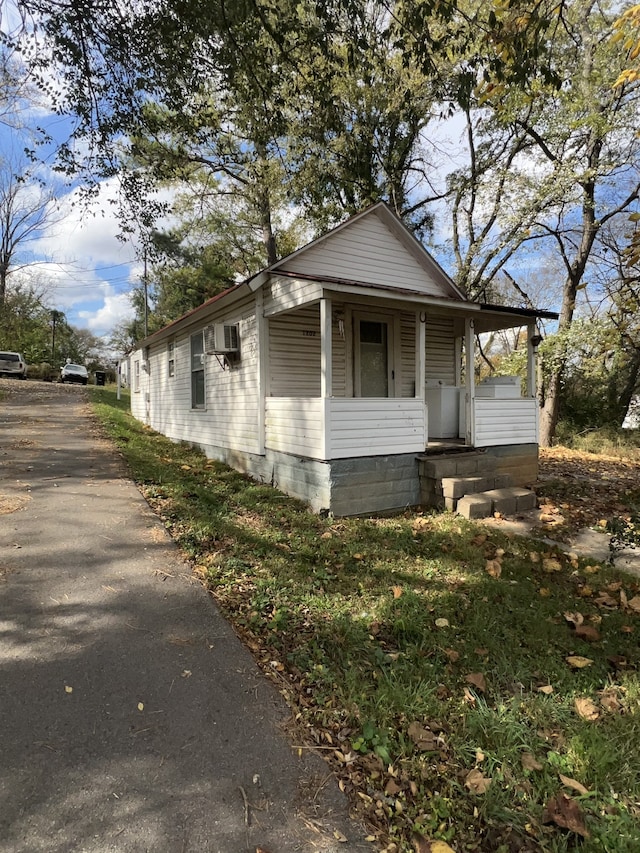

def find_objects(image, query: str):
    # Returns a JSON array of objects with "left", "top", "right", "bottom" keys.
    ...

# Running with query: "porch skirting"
[
  {"left": 185, "top": 440, "right": 537, "bottom": 517},
  {"left": 187, "top": 440, "right": 421, "bottom": 516}
]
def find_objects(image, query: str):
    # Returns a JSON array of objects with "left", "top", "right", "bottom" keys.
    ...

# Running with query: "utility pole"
[{"left": 143, "top": 245, "right": 149, "bottom": 338}]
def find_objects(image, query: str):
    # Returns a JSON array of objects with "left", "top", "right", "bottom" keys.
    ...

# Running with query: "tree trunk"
[{"left": 539, "top": 369, "right": 561, "bottom": 447}]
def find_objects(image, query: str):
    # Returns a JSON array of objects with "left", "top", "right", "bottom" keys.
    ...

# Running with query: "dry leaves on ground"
[{"left": 537, "top": 447, "right": 640, "bottom": 537}]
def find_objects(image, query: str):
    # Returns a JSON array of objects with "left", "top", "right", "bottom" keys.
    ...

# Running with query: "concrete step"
[
  {"left": 418, "top": 451, "right": 488, "bottom": 480},
  {"left": 456, "top": 487, "right": 537, "bottom": 520}
]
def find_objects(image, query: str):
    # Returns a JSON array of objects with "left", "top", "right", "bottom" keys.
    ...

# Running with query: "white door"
[{"left": 354, "top": 314, "right": 395, "bottom": 397}]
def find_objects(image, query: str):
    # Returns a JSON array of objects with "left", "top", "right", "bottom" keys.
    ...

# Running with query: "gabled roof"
[{"left": 269, "top": 202, "right": 467, "bottom": 301}]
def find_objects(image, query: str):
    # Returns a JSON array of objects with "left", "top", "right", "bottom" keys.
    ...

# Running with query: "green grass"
[{"left": 90, "top": 386, "right": 640, "bottom": 853}]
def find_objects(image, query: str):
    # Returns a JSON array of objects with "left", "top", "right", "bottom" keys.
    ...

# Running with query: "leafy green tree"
[{"left": 442, "top": 0, "right": 640, "bottom": 445}]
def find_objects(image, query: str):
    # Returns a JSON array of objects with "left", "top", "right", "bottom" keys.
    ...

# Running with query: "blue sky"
[{"left": 3, "top": 102, "right": 140, "bottom": 340}]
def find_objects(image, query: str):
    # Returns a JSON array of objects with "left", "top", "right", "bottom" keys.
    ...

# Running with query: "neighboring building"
[{"left": 129, "top": 203, "right": 556, "bottom": 516}]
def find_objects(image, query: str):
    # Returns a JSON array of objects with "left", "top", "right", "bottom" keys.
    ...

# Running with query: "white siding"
[
  {"left": 474, "top": 399, "right": 538, "bottom": 447},
  {"left": 278, "top": 216, "right": 448, "bottom": 297},
  {"left": 400, "top": 312, "right": 416, "bottom": 397},
  {"left": 328, "top": 398, "right": 426, "bottom": 458},
  {"left": 264, "top": 276, "right": 323, "bottom": 316},
  {"left": 269, "top": 306, "right": 321, "bottom": 397},
  {"left": 332, "top": 303, "right": 347, "bottom": 397},
  {"left": 265, "top": 398, "right": 326, "bottom": 458},
  {"left": 425, "top": 316, "right": 456, "bottom": 385},
  {"left": 137, "top": 301, "right": 262, "bottom": 455},
  {"left": 265, "top": 397, "right": 426, "bottom": 460}
]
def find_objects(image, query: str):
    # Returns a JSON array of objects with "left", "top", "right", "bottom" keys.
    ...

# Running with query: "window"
[
  {"left": 168, "top": 341, "right": 175, "bottom": 377},
  {"left": 190, "top": 332, "right": 205, "bottom": 409},
  {"left": 134, "top": 359, "right": 140, "bottom": 392}
]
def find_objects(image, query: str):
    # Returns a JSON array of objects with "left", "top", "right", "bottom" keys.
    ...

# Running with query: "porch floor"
[{"left": 423, "top": 439, "right": 478, "bottom": 456}]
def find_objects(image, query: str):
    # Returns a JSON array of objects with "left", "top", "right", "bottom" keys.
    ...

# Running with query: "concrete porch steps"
[{"left": 417, "top": 451, "right": 537, "bottom": 519}]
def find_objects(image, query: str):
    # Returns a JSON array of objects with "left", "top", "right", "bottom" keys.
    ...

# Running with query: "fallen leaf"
[
  {"left": 181, "top": 669, "right": 192, "bottom": 678},
  {"left": 584, "top": 564, "right": 600, "bottom": 574},
  {"left": 465, "top": 768, "right": 491, "bottom": 794},
  {"left": 529, "top": 551, "right": 540, "bottom": 563},
  {"left": 385, "top": 778, "right": 403, "bottom": 796},
  {"left": 412, "top": 837, "right": 456, "bottom": 853},
  {"left": 574, "top": 697, "right": 599, "bottom": 721},
  {"left": 64, "top": 685, "right": 73, "bottom": 694},
  {"left": 566, "top": 655, "right": 594, "bottom": 669},
  {"left": 485, "top": 559, "right": 502, "bottom": 579},
  {"left": 538, "top": 684, "right": 554, "bottom": 695},
  {"left": 465, "top": 672, "right": 487, "bottom": 693},
  {"left": 320, "top": 531, "right": 332, "bottom": 539},
  {"left": 435, "top": 618, "right": 450, "bottom": 628},
  {"left": 621, "top": 624, "right": 634, "bottom": 634},
  {"left": 599, "top": 689, "right": 622, "bottom": 713},
  {"left": 564, "top": 611, "right": 584, "bottom": 626},
  {"left": 543, "top": 557, "right": 563, "bottom": 573},
  {"left": 353, "top": 553, "right": 364, "bottom": 561},
  {"left": 574, "top": 624, "right": 601, "bottom": 642},
  {"left": 407, "top": 721, "right": 438, "bottom": 751},
  {"left": 559, "top": 774, "right": 590, "bottom": 796},
  {"left": 607, "top": 581, "right": 623, "bottom": 592},
  {"left": 333, "top": 830, "right": 347, "bottom": 842},
  {"left": 626, "top": 596, "right": 640, "bottom": 613},
  {"left": 180, "top": 464, "right": 192, "bottom": 471},
  {"left": 472, "top": 534, "right": 487, "bottom": 546},
  {"left": 444, "top": 648, "right": 460, "bottom": 663},
  {"left": 474, "top": 647, "right": 489, "bottom": 656},
  {"left": 594, "top": 591, "right": 618, "bottom": 608},
  {"left": 392, "top": 585, "right": 403, "bottom": 599},
  {"left": 539, "top": 587, "right": 551, "bottom": 597},
  {"left": 463, "top": 686, "right": 476, "bottom": 705},
  {"left": 137, "top": 702, "right": 144, "bottom": 711},
  {"left": 521, "top": 752, "right": 543, "bottom": 771},
  {"left": 542, "top": 793, "right": 590, "bottom": 837},
  {"left": 540, "top": 513, "right": 557, "bottom": 523}
]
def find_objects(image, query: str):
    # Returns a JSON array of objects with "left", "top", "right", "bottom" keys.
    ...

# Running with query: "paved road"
[{"left": 0, "top": 382, "right": 369, "bottom": 853}]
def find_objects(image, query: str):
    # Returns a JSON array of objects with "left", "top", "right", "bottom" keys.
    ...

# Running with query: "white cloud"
[{"left": 78, "top": 290, "right": 135, "bottom": 336}]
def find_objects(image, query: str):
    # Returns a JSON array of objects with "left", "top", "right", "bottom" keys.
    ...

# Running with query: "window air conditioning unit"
[{"left": 205, "top": 323, "right": 239, "bottom": 354}]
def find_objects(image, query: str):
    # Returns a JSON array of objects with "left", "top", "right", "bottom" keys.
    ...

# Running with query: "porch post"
[
  {"left": 256, "top": 288, "right": 267, "bottom": 454},
  {"left": 320, "top": 297, "right": 332, "bottom": 398},
  {"left": 465, "top": 318, "right": 476, "bottom": 446},
  {"left": 416, "top": 312, "right": 426, "bottom": 399},
  {"left": 526, "top": 321, "right": 536, "bottom": 398}
]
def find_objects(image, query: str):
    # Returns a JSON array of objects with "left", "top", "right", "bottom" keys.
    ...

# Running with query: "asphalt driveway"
[{"left": 0, "top": 381, "right": 369, "bottom": 853}]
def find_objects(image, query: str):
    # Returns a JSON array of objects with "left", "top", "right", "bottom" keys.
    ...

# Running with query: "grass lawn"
[{"left": 90, "top": 387, "right": 640, "bottom": 853}]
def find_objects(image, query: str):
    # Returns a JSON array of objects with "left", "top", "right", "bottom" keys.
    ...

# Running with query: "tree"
[
  {"left": 440, "top": 0, "right": 640, "bottom": 445},
  {"left": 0, "top": 152, "right": 58, "bottom": 306}
]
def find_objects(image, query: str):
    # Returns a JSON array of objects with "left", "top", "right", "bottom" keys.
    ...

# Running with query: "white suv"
[{"left": 0, "top": 351, "right": 27, "bottom": 379}]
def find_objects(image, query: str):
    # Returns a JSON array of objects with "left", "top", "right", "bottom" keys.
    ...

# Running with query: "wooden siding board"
[
  {"left": 278, "top": 217, "right": 447, "bottom": 297},
  {"left": 400, "top": 311, "right": 416, "bottom": 397},
  {"left": 425, "top": 316, "right": 456, "bottom": 386},
  {"left": 139, "top": 308, "right": 262, "bottom": 454},
  {"left": 474, "top": 399, "right": 538, "bottom": 447},
  {"left": 269, "top": 306, "right": 321, "bottom": 397}
]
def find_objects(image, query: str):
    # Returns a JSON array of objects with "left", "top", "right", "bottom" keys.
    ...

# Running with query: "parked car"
[
  {"left": 60, "top": 363, "right": 89, "bottom": 385},
  {"left": 0, "top": 351, "right": 27, "bottom": 379}
]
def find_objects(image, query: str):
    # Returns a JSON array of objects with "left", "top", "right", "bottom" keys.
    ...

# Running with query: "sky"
[{"left": 26, "top": 178, "right": 141, "bottom": 338}]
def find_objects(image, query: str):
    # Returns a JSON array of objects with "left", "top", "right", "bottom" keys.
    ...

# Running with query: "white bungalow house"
[{"left": 129, "top": 203, "right": 557, "bottom": 516}]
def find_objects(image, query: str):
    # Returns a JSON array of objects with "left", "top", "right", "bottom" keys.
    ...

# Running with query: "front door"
[{"left": 354, "top": 314, "right": 394, "bottom": 397}]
